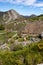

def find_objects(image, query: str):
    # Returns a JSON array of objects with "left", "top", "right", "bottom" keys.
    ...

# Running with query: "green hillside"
[
  {"left": 0, "top": 41, "right": 43, "bottom": 65},
  {"left": 0, "top": 10, "right": 43, "bottom": 65}
]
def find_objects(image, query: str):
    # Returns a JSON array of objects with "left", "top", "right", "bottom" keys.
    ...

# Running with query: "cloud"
[
  {"left": 0, "top": 0, "right": 36, "bottom": 5},
  {"left": 21, "top": 0, "right": 36, "bottom": 5},
  {"left": 33, "top": 3, "right": 43, "bottom": 7},
  {"left": 0, "top": 0, "right": 43, "bottom": 7},
  {"left": 0, "top": 0, "right": 9, "bottom": 2}
]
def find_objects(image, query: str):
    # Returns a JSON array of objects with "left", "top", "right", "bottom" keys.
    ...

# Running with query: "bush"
[
  {"left": 12, "top": 44, "right": 23, "bottom": 51},
  {"left": 0, "top": 24, "right": 5, "bottom": 30}
]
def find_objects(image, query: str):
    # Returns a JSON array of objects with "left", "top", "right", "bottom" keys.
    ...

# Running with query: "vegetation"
[
  {"left": 0, "top": 24, "right": 5, "bottom": 30},
  {"left": 0, "top": 40, "right": 43, "bottom": 65},
  {"left": 0, "top": 10, "right": 43, "bottom": 65}
]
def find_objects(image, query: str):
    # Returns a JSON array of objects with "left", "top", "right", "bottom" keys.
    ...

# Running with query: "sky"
[{"left": 0, "top": 0, "right": 43, "bottom": 16}]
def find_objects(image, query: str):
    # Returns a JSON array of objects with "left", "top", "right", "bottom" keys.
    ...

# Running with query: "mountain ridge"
[{"left": 0, "top": 9, "right": 43, "bottom": 35}]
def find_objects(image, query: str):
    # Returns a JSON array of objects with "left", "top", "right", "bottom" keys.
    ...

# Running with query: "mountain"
[
  {"left": 3, "top": 10, "right": 22, "bottom": 22},
  {"left": 0, "top": 9, "right": 43, "bottom": 35},
  {"left": 0, "top": 9, "right": 43, "bottom": 65},
  {"left": 29, "top": 14, "right": 36, "bottom": 18},
  {"left": 0, "top": 9, "right": 24, "bottom": 23},
  {"left": 4, "top": 9, "right": 21, "bottom": 20}
]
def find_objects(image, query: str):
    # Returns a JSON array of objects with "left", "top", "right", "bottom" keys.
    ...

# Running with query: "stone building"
[{"left": 41, "top": 32, "right": 43, "bottom": 40}]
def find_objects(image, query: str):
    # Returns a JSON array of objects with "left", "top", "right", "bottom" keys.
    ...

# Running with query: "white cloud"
[
  {"left": 0, "top": 0, "right": 36, "bottom": 5},
  {"left": 21, "top": 0, "right": 36, "bottom": 5},
  {"left": 0, "top": 0, "right": 43, "bottom": 7},
  {"left": 33, "top": 3, "right": 43, "bottom": 7}
]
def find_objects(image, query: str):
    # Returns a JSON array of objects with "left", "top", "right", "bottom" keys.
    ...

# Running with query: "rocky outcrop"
[{"left": 22, "top": 21, "right": 43, "bottom": 35}]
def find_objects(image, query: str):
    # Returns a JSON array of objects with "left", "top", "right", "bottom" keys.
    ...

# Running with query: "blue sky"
[{"left": 0, "top": 0, "right": 43, "bottom": 15}]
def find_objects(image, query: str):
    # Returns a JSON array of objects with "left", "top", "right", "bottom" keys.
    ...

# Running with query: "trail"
[
  {"left": 0, "top": 33, "right": 17, "bottom": 50},
  {"left": 0, "top": 32, "right": 6, "bottom": 34},
  {"left": 8, "top": 34, "right": 17, "bottom": 42}
]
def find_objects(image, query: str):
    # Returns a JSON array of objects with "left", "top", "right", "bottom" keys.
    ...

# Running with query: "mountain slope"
[
  {"left": 22, "top": 21, "right": 43, "bottom": 35},
  {"left": 0, "top": 9, "right": 43, "bottom": 35}
]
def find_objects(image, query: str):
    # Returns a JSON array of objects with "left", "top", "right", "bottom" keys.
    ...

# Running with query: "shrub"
[{"left": 0, "top": 24, "right": 5, "bottom": 30}]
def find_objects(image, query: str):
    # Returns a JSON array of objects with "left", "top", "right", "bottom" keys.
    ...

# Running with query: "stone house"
[{"left": 41, "top": 32, "right": 43, "bottom": 40}]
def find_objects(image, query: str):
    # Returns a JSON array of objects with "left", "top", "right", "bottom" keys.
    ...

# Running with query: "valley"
[{"left": 0, "top": 9, "right": 43, "bottom": 65}]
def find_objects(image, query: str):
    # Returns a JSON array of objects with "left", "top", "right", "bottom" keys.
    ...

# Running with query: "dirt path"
[{"left": 8, "top": 34, "right": 17, "bottom": 42}]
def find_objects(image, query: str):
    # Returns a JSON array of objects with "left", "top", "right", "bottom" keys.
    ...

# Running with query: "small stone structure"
[{"left": 41, "top": 32, "right": 43, "bottom": 40}]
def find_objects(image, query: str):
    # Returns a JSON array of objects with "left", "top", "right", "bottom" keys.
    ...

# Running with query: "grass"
[
  {"left": 0, "top": 30, "right": 17, "bottom": 43},
  {"left": 0, "top": 40, "right": 43, "bottom": 65},
  {"left": 0, "top": 34, "right": 5, "bottom": 42},
  {"left": 18, "top": 38, "right": 24, "bottom": 42},
  {"left": 0, "top": 29, "right": 43, "bottom": 65},
  {"left": 6, "top": 32, "right": 17, "bottom": 38},
  {"left": 0, "top": 30, "right": 6, "bottom": 33}
]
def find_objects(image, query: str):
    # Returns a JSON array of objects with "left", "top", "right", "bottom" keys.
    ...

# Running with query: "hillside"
[
  {"left": 0, "top": 9, "right": 43, "bottom": 65},
  {"left": 0, "top": 9, "right": 43, "bottom": 35}
]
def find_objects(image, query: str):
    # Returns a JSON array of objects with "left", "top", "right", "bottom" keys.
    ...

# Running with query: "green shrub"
[{"left": 0, "top": 24, "right": 5, "bottom": 30}]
